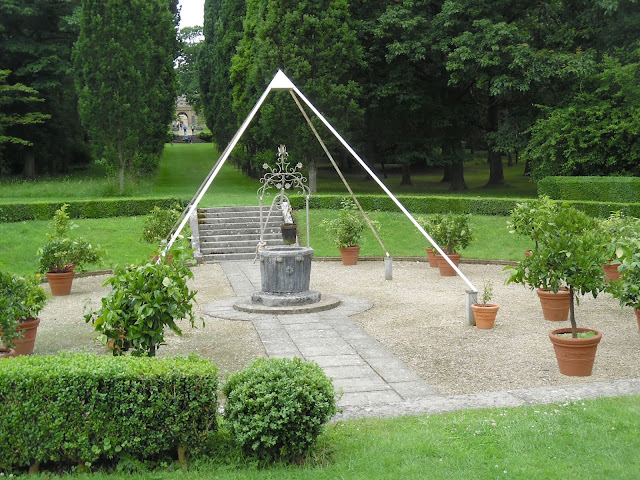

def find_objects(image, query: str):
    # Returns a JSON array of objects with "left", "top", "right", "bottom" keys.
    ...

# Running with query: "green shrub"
[
  {"left": 85, "top": 244, "right": 201, "bottom": 357},
  {"left": 538, "top": 176, "right": 640, "bottom": 203},
  {"left": 0, "top": 271, "right": 47, "bottom": 348},
  {"left": 0, "top": 197, "right": 184, "bottom": 223},
  {"left": 0, "top": 353, "right": 218, "bottom": 472},
  {"left": 222, "top": 357, "right": 337, "bottom": 462},
  {"left": 322, "top": 199, "right": 366, "bottom": 248},
  {"left": 142, "top": 205, "right": 182, "bottom": 243}
]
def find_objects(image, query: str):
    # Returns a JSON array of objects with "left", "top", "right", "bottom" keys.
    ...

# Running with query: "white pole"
[
  {"left": 162, "top": 73, "right": 282, "bottom": 256},
  {"left": 289, "top": 83, "right": 477, "bottom": 293}
]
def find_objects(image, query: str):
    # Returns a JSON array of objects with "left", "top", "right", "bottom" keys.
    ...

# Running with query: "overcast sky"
[{"left": 179, "top": 0, "right": 205, "bottom": 29}]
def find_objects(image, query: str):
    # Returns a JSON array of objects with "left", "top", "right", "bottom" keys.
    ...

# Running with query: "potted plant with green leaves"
[
  {"left": 600, "top": 212, "right": 640, "bottom": 282},
  {"left": 423, "top": 214, "right": 473, "bottom": 276},
  {"left": 606, "top": 235, "right": 640, "bottom": 331},
  {"left": 38, "top": 204, "right": 102, "bottom": 295},
  {"left": 507, "top": 196, "right": 557, "bottom": 257},
  {"left": 142, "top": 203, "right": 189, "bottom": 263},
  {"left": 84, "top": 243, "right": 202, "bottom": 357},
  {"left": 0, "top": 271, "right": 47, "bottom": 356},
  {"left": 506, "top": 204, "right": 608, "bottom": 376},
  {"left": 323, "top": 199, "right": 366, "bottom": 265},
  {"left": 471, "top": 280, "right": 499, "bottom": 329}
]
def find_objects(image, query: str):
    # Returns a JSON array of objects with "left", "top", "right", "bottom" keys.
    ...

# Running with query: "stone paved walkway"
[{"left": 201, "top": 261, "right": 640, "bottom": 420}]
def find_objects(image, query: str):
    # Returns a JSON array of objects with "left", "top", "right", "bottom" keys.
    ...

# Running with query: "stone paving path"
[
  {"left": 202, "top": 261, "right": 440, "bottom": 412},
  {"left": 202, "top": 261, "right": 640, "bottom": 420}
]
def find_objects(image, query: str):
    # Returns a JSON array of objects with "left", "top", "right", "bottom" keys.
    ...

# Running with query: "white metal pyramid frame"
[{"left": 164, "top": 70, "right": 479, "bottom": 324}]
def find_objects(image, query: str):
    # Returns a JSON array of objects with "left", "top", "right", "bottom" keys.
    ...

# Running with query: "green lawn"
[{"left": 65, "top": 395, "right": 640, "bottom": 479}]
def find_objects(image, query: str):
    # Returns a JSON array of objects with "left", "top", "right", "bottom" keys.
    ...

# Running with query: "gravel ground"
[{"left": 37, "top": 260, "right": 640, "bottom": 395}]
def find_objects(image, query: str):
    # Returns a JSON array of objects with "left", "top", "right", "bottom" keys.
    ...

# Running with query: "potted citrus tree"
[
  {"left": 507, "top": 196, "right": 557, "bottom": 257},
  {"left": 423, "top": 214, "right": 473, "bottom": 276},
  {"left": 600, "top": 212, "right": 640, "bottom": 282},
  {"left": 506, "top": 204, "right": 608, "bottom": 376},
  {"left": 0, "top": 271, "right": 47, "bottom": 356},
  {"left": 84, "top": 243, "right": 201, "bottom": 357},
  {"left": 471, "top": 280, "right": 499, "bottom": 329},
  {"left": 37, "top": 204, "right": 102, "bottom": 295},
  {"left": 607, "top": 235, "right": 640, "bottom": 331},
  {"left": 323, "top": 199, "right": 366, "bottom": 265}
]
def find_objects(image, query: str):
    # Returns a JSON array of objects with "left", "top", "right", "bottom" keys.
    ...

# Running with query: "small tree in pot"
[
  {"left": 38, "top": 204, "right": 102, "bottom": 295},
  {"left": 506, "top": 204, "right": 608, "bottom": 375},
  {"left": 423, "top": 213, "right": 473, "bottom": 276},
  {"left": 600, "top": 212, "right": 640, "bottom": 282},
  {"left": 606, "top": 235, "right": 640, "bottom": 330},
  {"left": 323, "top": 199, "right": 366, "bottom": 265},
  {"left": 0, "top": 271, "right": 47, "bottom": 355},
  {"left": 84, "top": 243, "right": 202, "bottom": 357},
  {"left": 507, "top": 196, "right": 557, "bottom": 255}
]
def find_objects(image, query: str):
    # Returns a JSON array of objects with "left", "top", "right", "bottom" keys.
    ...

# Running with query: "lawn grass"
[
  {"left": 0, "top": 212, "right": 530, "bottom": 276},
  {"left": 64, "top": 395, "right": 640, "bottom": 479},
  {"left": 0, "top": 217, "right": 158, "bottom": 276}
]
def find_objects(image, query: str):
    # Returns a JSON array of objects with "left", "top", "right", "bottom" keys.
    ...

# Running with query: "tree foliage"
[
  {"left": 74, "top": 0, "right": 179, "bottom": 191},
  {"left": 526, "top": 53, "right": 640, "bottom": 179},
  {"left": 0, "top": 0, "right": 88, "bottom": 177}
]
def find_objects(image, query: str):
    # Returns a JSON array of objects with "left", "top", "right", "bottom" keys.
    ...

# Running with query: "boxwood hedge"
[
  {"left": 538, "top": 176, "right": 640, "bottom": 203},
  {"left": 0, "top": 353, "right": 218, "bottom": 472},
  {"left": 0, "top": 197, "right": 184, "bottom": 223},
  {"left": 289, "top": 194, "right": 640, "bottom": 218}
]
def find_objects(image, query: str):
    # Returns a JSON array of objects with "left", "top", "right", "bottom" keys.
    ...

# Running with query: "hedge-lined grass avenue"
[
  {"left": 56, "top": 395, "right": 640, "bottom": 479},
  {"left": 0, "top": 144, "right": 537, "bottom": 205}
]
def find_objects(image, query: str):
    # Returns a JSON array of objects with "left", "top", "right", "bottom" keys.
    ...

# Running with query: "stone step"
[
  {"left": 201, "top": 245, "right": 259, "bottom": 255},
  {"left": 203, "top": 252, "right": 257, "bottom": 262},
  {"left": 199, "top": 216, "right": 282, "bottom": 226},
  {"left": 200, "top": 233, "right": 282, "bottom": 243},
  {"left": 198, "top": 209, "right": 271, "bottom": 219},
  {"left": 198, "top": 206, "right": 264, "bottom": 214},
  {"left": 201, "top": 239, "right": 282, "bottom": 249},
  {"left": 198, "top": 226, "right": 280, "bottom": 236}
]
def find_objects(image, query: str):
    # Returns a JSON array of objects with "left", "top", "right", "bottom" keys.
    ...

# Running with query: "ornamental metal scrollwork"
[{"left": 257, "top": 145, "right": 310, "bottom": 198}]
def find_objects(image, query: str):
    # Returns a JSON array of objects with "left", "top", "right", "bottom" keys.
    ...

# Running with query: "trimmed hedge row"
[
  {"left": 0, "top": 353, "right": 218, "bottom": 472},
  {"left": 289, "top": 194, "right": 519, "bottom": 216},
  {"left": 0, "top": 197, "right": 184, "bottom": 223},
  {"left": 289, "top": 194, "right": 640, "bottom": 218},
  {"left": 538, "top": 176, "right": 640, "bottom": 203}
]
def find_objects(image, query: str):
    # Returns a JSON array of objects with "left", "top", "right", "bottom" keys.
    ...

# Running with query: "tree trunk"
[
  {"left": 449, "top": 159, "right": 467, "bottom": 191},
  {"left": 507, "top": 152, "right": 513, "bottom": 167},
  {"left": 523, "top": 156, "right": 532, "bottom": 176},
  {"left": 308, "top": 157, "right": 317, "bottom": 193},
  {"left": 24, "top": 150, "right": 36, "bottom": 178},
  {"left": 118, "top": 147, "right": 125, "bottom": 192},
  {"left": 399, "top": 163, "right": 412, "bottom": 186},
  {"left": 485, "top": 103, "right": 504, "bottom": 185},
  {"left": 569, "top": 286, "right": 577, "bottom": 338},
  {"left": 440, "top": 164, "right": 451, "bottom": 183}
]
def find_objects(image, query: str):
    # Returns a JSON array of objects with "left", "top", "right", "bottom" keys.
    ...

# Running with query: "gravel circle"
[{"left": 37, "top": 260, "right": 640, "bottom": 394}]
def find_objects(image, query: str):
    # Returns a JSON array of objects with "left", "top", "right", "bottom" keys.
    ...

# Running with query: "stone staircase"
[{"left": 195, "top": 206, "right": 286, "bottom": 262}]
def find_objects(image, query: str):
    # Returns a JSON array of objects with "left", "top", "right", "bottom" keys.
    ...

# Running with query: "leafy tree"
[
  {"left": 0, "top": 71, "right": 50, "bottom": 178},
  {"left": 199, "top": 0, "right": 246, "bottom": 148},
  {"left": 525, "top": 54, "right": 640, "bottom": 179},
  {"left": 0, "top": 0, "right": 87, "bottom": 177},
  {"left": 229, "top": 0, "right": 364, "bottom": 191},
  {"left": 74, "top": 0, "right": 179, "bottom": 191},
  {"left": 177, "top": 26, "right": 204, "bottom": 114}
]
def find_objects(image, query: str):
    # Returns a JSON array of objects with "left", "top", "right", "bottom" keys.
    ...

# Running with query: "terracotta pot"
[
  {"left": 435, "top": 253, "right": 461, "bottom": 277},
  {"left": 13, "top": 317, "right": 40, "bottom": 355},
  {"left": 524, "top": 250, "right": 532, "bottom": 258},
  {"left": 425, "top": 248, "right": 439, "bottom": 268},
  {"left": 536, "top": 288, "right": 570, "bottom": 321},
  {"left": 471, "top": 303, "right": 499, "bottom": 329},
  {"left": 46, "top": 271, "right": 75, "bottom": 296},
  {"left": 549, "top": 327, "right": 602, "bottom": 376},
  {"left": 0, "top": 348, "right": 16, "bottom": 358},
  {"left": 602, "top": 262, "right": 621, "bottom": 282},
  {"left": 635, "top": 308, "right": 640, "bottom": 333},
  {"left": 338, "top": 246, "right": 361, "bottom": 266}
]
